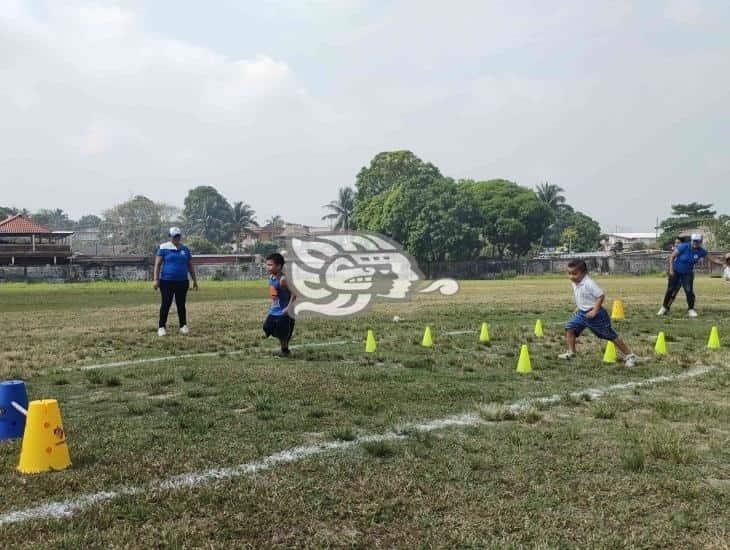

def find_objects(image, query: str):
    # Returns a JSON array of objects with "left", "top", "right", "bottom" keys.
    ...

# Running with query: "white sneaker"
[
  {"left": 688, "top": 309, "right": 698, "bottom": 318},
  {"left": 656, "top": 307, "right": 667, "bottom": 316},
  {"left": 624, "top": 353, "right": 638, "bottom": 367},
  {"left": 558, "top": 351, "right": 576, "bottom": 360},
  {"left": 157, "top": 327, "right": 167, "bottom": 337},
  {"left": 180, "top": 325, "right": 190, "bottom": 335}
]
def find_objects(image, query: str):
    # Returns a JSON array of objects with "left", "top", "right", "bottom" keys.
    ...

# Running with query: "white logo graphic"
[{"left": 285, "top": 232, "right": 458, "bottom": 317}]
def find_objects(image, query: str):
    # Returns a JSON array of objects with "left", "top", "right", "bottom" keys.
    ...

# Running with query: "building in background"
[{"left": 602, "top": 232, "right": 657, "bottom": 252}]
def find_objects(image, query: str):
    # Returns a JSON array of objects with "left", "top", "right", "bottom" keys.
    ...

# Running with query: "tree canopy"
[{"left": 182, "top": 186, "right": 234, "bottom": 244}]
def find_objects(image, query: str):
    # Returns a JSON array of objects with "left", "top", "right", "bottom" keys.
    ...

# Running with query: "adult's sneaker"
[
  {"left": 157, "top": 327, "right": 167, "bottom": 337},
  {"left": 180, "top": 325, "right": 190, "bottom": 335},
  {"left": 688, "top": 309, "right": 698, "bottom": 318},
  {"left": 656, "top": 306, "right": 668, "bottom": 316}
]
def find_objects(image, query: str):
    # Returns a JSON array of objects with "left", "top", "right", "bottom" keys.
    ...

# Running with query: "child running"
[
  {"left": 559, "top": 259, "right": 638, "bottom": 367},
  {"left": 724, "top": 253, "right": 730, "bottom": 282},
  {"left": 263, "top": 252, "right": 297, "bottom": 357}
]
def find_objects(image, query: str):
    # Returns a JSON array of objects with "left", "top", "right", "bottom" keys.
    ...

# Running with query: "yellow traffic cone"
[
  {"left": 421, "top": 326, "right": 434, "bottom": 348},
  {"left": 365, "top": 330, "right": 377, "bottom": 353},
  {"left": 479, "top": 322, "right": 490, "bottom": 344},
  {"left": 17, "top": 399, "right": 71, "bottom": 474},
  {"left": 707, "top": 326, "right": 721, "bottom": 349},
  {"left": 534, "top": 319, "right": 544, "bottom": 338},
  {"left": 516, "top": 345, "right": 532, "bottom": 374},
  {"left": 603, "top": 341, "right": 617, "bottom": 364},
  {"left": 611, "top": 300, "right": 625, "bottom": 321},
  {"left": 655, "top": 332, "right": 667, "bottom": 355}
]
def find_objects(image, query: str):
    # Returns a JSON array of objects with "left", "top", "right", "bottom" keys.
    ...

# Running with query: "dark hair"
[
  {"left": 266, "top": 252, "right": 285, "bottom": 267},
  {"left": 567, "top": 259, "right": 588, "bottom": 273}
]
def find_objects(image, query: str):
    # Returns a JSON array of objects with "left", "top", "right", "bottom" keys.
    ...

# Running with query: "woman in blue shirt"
[
  {"left": 658, "top": 234, "right": 706, "bottom": 318},
  {"left": 153, "top": 227, "right": 198, "bottom": 336}
]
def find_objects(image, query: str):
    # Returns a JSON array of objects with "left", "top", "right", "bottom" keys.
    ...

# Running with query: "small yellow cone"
[
  {"left": 365, "top": 330, "right": 377, "bottom": 353},
  {"left": 534, "top": 319, "right": 544, "bottom": 338},
  {"left": 611, "top": 300, "right": 625, "bottom": 321},
  {"left": 603, "top": 341, "right": 617, "bottom": 364},
  {"left": 708, "top": 326, "right": 721, "bottom": 349},
  {"left": 421, "top": 326, "right": 434, "bottom": 348},
  {"left": 479, "top": 322, "right": 490, "bottom": 344},
  {"left": 516, "top": 345, "right": 532, "bottom": 374},
  {"left": 17, "top": 399, "right": 71, "bottom": 475},
  {"left": 655, "top": 332, "right": 667, "bottom": 355}
]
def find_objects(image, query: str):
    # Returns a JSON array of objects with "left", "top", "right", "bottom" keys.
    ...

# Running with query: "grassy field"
[{"left": 1, "top": 276, "right": 729, "bottom": 547}]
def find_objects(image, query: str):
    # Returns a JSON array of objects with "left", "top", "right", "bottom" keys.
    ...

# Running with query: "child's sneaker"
[
  {"left": 624, "top": 353, "right": 638, "bottom": 367},
  {"left": 180, "top": 325, "right": 190, "bottom": 335},
  {"left": 656, "top": 306, "right": 668, "bottom": 316},
  {"left": 688, "top": 309, "right": 698, "bottom": 318},
  {"left": 558, "top": 351, "right": 576, "bottom": 360},
  {"left": 273, "top": 349, "right": 291, "bottom": 358},
  {"left": 157, "top": 327, "right": 166, "bottom": 337}
]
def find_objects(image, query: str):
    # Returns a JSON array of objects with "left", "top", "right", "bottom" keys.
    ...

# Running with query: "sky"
[{"left": 1, "top": 0, "right": 729, "bottom": 232}]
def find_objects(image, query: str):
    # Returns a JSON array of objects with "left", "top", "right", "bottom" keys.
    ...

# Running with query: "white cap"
[
  {"left": 169, "top": 227, "right": 182, "bottom": 237},
  {"left": 690, "top": 233, "right": 702, "bottom": 242}
]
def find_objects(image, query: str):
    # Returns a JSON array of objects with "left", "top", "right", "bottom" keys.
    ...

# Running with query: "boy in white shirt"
[{"left": 559, "top": 260, "right": 638, "bottom": 367}]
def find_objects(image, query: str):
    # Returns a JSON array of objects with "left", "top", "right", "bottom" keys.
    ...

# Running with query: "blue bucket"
[{"left": 0, "top": 380, "right": 29, "bottom": 440}]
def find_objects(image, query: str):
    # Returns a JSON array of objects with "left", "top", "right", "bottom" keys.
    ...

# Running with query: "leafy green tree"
[
  {"left": 101, "top": 195, "right": 167, "bottom": 254},
  {"left": 185, "top": 235, "right": 219, "bottom": 254},
  {"left": 0, "top": 206, "right": 20, "bottom": 220},
  {"left": 266, "top": 215, "right": 285, "bottom": 229},
  {"left": 559, "top": 211, "right": 602, "bottom": 252},
  {"left": 76, "top": 214, "right": 102, "bottom": 229},
  {"left": 354, "top": 150, "right": 441, "bottom": 204},
  {"left": 561, "top": 227, "right": 579, "bottom": 252},
  {"left": 322, "top": 187, "right": 355, "bottom": 231},
  {"left": 355, "top": 175, "right": 480, "bottom": 264},
  {"left": 229, "top": 201, "right": 256, "bottom": 251},
  {"left": 535, "top": 182, "right": 567, "bottom": 212},
  {"left": 659, "top": 202, "right": 717, "bottom": 247},
  {"left": 462, "top": 179, "right": 553, "bottom": 258},
  {"left": 182, "top": 186, "right": 234, "bottom": 245},
  {"left": 32, "top": 208, "right": 75, "bottom": 230}
]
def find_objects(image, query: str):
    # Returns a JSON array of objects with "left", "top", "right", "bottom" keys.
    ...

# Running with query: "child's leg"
[
  {"left": 566, "top": 329, "right": 577, "bottom": 353},
  {"left": 613, "top": 337, "right": 632, "bottom": 356}
]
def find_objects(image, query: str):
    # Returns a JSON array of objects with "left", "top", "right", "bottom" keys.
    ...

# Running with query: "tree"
[
  {"left": 76, "top": 214, "right": 102, "bottom": 229},
  {"left": 558, "top": 211, "right": 602, "bottom": 252},
  {"left": 659, "top": 202, "right": 717, "bottom": 246},
  {"left": 462, "top": 179, "right": 553, "bottom": 258},
  {"left": 101, "top": 195, "right": 167, "bottom": 254},
  {"left": 322, "top": 187, "right": 355, "bottom": 231},
  {"left": 266, "top": 215, "right": 285, "bottom": 229},
  {"left": 229, "top": 201, "right": 256, "bottom": 251},
  {"left": 185, "top": 235, "right": 219, "bottom": 254},
  {"left": 535, "top": 182, "right": 567, "bottom": 212},
  {"left": 0, "top": 206, "right": 19, "bottom": 220},
  {"left": 355, "top": 175, "right": 481, "bottom": 264},
  {"left": 354, "top": 150, "right": 441, "bottom": 204},
  {"left": 32, "top": 208, "right": 74, "bottom": 230},
  {"left": 561, "top": 228, "right": 578, "bottom": 252},
  {"left": 182, "top": 186, "right": 234, "bottom": 245}
]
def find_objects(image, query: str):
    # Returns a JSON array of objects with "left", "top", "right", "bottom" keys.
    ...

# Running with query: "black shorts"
[{"left": 263, "top": 314, "right": 295, "bottom": 340}]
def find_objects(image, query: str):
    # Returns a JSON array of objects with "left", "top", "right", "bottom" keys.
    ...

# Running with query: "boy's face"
[
  {"left": 266, "top": 260, "right": 281, "bottom": 275},
  {"left": 567, "top": 267, "right": 585, "bottom": 283}
]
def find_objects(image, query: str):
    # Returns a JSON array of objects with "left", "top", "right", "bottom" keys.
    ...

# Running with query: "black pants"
[
  {"left": 663, "top": 272, "right": 695, "bottom": 310},
  {"left": 159, "top": 280, "right": 189, "bottom": 328}
]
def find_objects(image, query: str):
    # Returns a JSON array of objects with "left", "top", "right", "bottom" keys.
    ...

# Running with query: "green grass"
[{"left": 1, "top": 276, "right": 729, "bottom": 546}]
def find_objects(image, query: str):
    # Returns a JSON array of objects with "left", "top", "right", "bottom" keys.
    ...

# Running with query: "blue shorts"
[{"left": 566, "top": 308, "right": 617, "bottom": 341}]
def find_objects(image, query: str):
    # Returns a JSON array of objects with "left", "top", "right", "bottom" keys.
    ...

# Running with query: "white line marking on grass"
[{"left": 0, "top": 365, "right": 718, "bottom": 527}]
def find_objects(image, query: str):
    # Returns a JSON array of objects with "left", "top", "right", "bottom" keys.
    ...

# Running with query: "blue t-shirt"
[
  {"left": 268, "top": 275, "right": 291, "bottom": 316},
  {"left": 673, "top": 242, "right": 707, "bottom": 274},
  {"left": 156, "top": 243, "right": 192, "bottom": 281}
]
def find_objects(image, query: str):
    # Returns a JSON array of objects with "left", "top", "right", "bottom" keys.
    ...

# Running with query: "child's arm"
[
  {"left": 280, "top": 277, "right": 296, "bottom": 316},
  {"left": 585, "top": 294, "right": 605, "bottom": 319}
]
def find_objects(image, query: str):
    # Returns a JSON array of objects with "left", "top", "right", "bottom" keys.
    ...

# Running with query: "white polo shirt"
[
  {"left": 724, "top": 266, "right": 730, "bottom": 281},
  {"left": 572, "top": 275, "right": 604, "bottom": 312}
]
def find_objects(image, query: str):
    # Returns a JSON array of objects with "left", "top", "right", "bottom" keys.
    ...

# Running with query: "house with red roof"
[{"left": 0, "top": 214, "right": 74, "bottom": 266}]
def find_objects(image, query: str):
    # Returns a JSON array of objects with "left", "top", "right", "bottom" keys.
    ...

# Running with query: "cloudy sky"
[{"left": 1, "top": 0, "right": 729, "bottom": 231}]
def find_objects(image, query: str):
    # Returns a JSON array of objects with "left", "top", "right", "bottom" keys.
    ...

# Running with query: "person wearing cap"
[
  {"left": 657, "top": 233, "right": 707, "bottom": 317},
  {"left": 153, "top": 227, "right": 198, "bottom": 336}
]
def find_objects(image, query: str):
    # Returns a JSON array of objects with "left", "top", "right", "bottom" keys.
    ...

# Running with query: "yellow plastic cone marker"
[
  {"left": 534, "top": 319, "right": 544, "bottom": 338},
  {"left": 421, "top": 326, "right": 434, "bottom": 348},
  {"left": 708, "top": 326, "right": 721, "bottom": 349},
  {"left": 655, "top": 332, "right": 667, "bottom": 355},
  {"left": 603, "top": 341, "right": 617, "bottom": 364},
  {"left": 611, "top": 300, "right": 625, "bottom": 321},
  {"left": 479, "top": 322, "right": 490, "bottom": 344},
  {"left": 516, "top": 345, "right": 532, "bottom": 374},
  {"left": 365, "top": 330, "right": 377, "bottom": 353},
  {"left": 17, "top": 399, "right": 71, "bottom": 474}
]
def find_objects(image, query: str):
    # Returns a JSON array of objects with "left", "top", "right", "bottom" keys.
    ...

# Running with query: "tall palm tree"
[
  {"left": 230, "top": 201, "right": 256, "bottom": 251},
  {"left": 535, "top": 182, "right": 567, "bottom": 212},
  {"left": 321, "top": 187, "right": 355, "bottom": 231},
  {"left": 266, "top": 215, "right": 285, "bottom": 229}
]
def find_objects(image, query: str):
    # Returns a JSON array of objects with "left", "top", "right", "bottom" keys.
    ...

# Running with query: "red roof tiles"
[{"left": 0, "top": 214, "right": 54, "bottom": 234}]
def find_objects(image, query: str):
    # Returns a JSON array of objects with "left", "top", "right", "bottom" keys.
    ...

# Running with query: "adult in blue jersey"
[
  {"left": 153, "top": 227, "right": 198, "bottom": 336},
  {"left": 658, "top": 234, "right": 706, "bottom": 318}
]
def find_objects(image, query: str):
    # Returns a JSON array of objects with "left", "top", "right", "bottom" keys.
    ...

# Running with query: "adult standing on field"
[
  {"left": 153, "top": 227, "right": 198, "bottom": 336},
  {"left": 658, "top": 234, "right": 706, "bottom": 318}
]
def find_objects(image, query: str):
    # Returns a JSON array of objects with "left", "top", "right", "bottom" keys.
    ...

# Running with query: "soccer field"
[{"left": 1, "top": 276, "right": 729, "bottom": 547}]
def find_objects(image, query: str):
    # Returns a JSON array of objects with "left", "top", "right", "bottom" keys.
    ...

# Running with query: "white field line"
[{"left": 0, "top": 364, "right": 717, "bottom": 527}]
